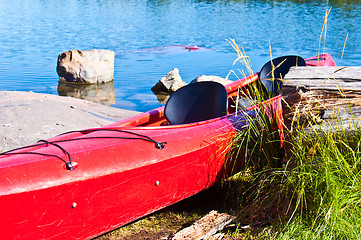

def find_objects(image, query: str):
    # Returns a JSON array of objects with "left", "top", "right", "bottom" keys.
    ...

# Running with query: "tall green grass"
[
  {"left": 224, "top": 97, "right": 361, "bottom": 239},
  {"left": 279, "top": 127, "right": 361, "bottom": 239},
  {"left": 224, "top": 38, "right": 361, "bottom": 239}
]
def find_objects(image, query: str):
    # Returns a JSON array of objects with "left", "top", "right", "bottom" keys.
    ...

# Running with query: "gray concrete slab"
[{"left": 0, "top": 91, "right": 140, "bottom": 151}]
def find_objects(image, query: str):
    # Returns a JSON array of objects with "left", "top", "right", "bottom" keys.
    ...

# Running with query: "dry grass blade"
[
  {"left": 318, "top": 7, "right": 332, "bottom": 58},
  {"left": 341, "top": 32, "right": 349, "bottom": 60},
  {"left": 226, "top": 38, "right": 253, "bottom": 79}
]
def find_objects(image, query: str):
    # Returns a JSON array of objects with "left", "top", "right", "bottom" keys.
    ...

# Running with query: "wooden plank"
[
  {"left": 281, "top": 66, "right": 361, "bottom": 131},
  {"left": 170, "top": 211, "right": 235, "bottom": 240},
  {"left": 283, "top": 66, "right": 361, "bottom": 91}
]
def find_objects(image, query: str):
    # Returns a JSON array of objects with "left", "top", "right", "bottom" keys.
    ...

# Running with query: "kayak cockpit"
[{"left": 164, "top": 81, "right": 228, "bottom": 125}]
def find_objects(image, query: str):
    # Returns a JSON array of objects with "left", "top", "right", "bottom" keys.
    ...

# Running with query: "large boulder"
[
  {"left": 151, "top": 68, "right": 186, "bottom": 93},
  {"left": 190, "top": 75, "right": 233, "bottom": 86},
  {"left": 57, "top": 49, "right": 115, "bottom": 84}
]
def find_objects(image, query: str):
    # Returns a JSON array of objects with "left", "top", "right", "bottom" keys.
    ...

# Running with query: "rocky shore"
[{"left": 0, "top": 91, "right": 139, "bottom": 152}]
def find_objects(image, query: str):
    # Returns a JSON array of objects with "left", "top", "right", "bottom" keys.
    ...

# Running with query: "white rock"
[
  {"left": 190, "top": 75, "right": 233, "bottom": 86},
  {"left": 151, "top": 68, "right": 186, "bottom": 93}
]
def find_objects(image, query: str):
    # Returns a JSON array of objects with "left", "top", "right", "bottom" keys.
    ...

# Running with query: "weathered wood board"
[
  {"left": 284, "top": 66, "right": 361, "bottom": 91},
  {"left": 282, "top": 66, "right": 361, "bottom": 131}
]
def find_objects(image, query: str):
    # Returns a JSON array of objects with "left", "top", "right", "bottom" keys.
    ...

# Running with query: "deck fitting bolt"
[
  {"left": 72, "top": 202, "right": 77, "bottom": 208},
  {"left": 155, "top": 181, "right": 160, "bottom": 186}
]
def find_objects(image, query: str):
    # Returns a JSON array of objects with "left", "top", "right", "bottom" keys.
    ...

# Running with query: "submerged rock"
[
  {"left": 57, "top": 49, "right": 115, "bottom": 84},
  {"left": 151, "top": 68, "right": 186, "bottom": 93},
  {"left": 154, "top": 93, "right": 170, "bottom": 105}
]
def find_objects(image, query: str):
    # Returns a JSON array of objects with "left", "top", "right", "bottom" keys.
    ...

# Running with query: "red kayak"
[
  {"left": 0, "top": 54, "right": 335, "bottom": 239},
  {"left": 304, "top": 53, "right": 336, "bottom": 66}
]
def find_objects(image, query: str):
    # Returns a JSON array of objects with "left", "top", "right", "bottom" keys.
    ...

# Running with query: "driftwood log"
[
  {"left": 282, "top": 66, "right": 361, "bottom": 131},
  {"left": 169, "top": 211, "right": 235, "bottom": 240}
]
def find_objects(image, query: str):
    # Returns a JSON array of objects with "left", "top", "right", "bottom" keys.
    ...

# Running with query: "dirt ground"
[{"left": 95, "top": 187, "right": 232, "bottom": 240}]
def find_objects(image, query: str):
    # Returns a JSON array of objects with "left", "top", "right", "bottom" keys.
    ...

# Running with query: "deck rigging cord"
[{"left": 0, "top": 128, "right": 167, "bottom": 170}]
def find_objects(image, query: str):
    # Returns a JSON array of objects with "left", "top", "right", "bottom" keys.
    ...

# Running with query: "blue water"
[{"left": 1, "top": 0, "right": 360, "bottom": 112}]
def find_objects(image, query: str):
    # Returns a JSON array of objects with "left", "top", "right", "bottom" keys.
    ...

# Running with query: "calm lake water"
[{"left": 0, "top": 0, "right": 360, "bottom": 112}]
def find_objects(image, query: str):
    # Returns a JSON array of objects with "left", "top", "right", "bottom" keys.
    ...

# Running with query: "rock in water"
[
  {"left": 57, "top": 49, "right": 115, "bottom": 84},
  {"left": 151, "top": 68, "right": 186, "bottom": 93},
  {"left": 190, "top": 75, "right": 233, "bottom": 86}
]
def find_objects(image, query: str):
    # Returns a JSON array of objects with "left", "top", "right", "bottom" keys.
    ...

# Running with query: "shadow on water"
[{"left": 57, "top": 81, "right": 116, "bottom": 106}]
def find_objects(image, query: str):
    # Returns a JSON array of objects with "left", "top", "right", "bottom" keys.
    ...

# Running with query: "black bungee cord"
[
  {"left": 57, "top": 128, "right": 167, "bottom": 149},
  {"left": 0, "top": 128, "right": 167, "bottom": 170}
]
